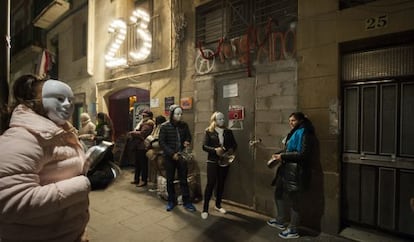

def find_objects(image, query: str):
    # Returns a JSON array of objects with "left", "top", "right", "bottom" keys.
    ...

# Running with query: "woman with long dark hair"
[{"left": 267, "top": 112, "right": 315, "bottom": 239}]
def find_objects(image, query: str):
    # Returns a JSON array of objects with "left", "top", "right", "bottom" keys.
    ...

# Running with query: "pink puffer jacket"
[{"left": 0, "top": 105, "right": 90, "bottom": 242}]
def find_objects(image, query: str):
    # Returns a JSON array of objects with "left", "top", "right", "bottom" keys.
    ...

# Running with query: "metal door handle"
[{"left": 249, "top": 139, "right": 262, "bottom": 146}]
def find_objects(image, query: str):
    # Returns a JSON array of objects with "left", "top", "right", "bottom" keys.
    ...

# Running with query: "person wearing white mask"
[
  {"left": 159, "top": 104, "right": 196, "bottom": 212},
  {"left": 201, "top": 111, "right": 237, "bottom": 219},
  {"left": 78, "top": 112, "right": 96, "bottom": 149},
  {"left": 0, "top": 74, "right": 90, "bottom": 242}
]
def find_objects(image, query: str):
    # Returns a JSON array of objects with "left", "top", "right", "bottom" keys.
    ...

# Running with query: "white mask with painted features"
[
  {"left": 215, "top": 112, "right": 225, "bottom": 127},
  {"left": 42, "top": 80, "right": 74, "bottom": 125},
  {"left": 173, "top": 107, "right": 183, "bottom": 122}
]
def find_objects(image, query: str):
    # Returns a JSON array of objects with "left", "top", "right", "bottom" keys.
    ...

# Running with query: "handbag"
[{"left": 144, "top": 135, "right": 159, "bottom": 149}]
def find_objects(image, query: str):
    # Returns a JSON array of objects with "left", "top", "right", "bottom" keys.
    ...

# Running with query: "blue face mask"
[{"left": 42, "top": 80, "right": 74, "bottom": 125}]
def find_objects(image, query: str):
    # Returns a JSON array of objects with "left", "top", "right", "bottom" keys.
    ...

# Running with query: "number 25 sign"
[{"left": 105, "top": 8, "right": 152, "bottom": 68}]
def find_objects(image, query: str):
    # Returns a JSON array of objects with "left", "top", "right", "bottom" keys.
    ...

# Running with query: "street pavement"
[{"left": 86, "top": 167, "right": 353, "bottom": 242}]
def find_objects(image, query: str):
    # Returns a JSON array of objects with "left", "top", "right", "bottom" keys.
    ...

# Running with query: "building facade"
[{"left": 9, "top": 0, "right": 414, "bottom": 239}]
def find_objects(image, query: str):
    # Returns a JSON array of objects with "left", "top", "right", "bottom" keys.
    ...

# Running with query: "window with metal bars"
[
  {"left": 339, "top": 0, "right": 377, "bottom": 10},
  {"left": 195, "top": 0, "right": 297, "bottom": 46}
]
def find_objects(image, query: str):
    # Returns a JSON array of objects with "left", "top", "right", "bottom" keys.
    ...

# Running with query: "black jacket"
[
  {"left": 272, "top": 122, "right": 314, "bottom": 192},
  {"left": 159, "top": 120, "right": 191, "bottom": 158},
  {"left": 202, "top": 129, "right": 237, "bottom": 162}
]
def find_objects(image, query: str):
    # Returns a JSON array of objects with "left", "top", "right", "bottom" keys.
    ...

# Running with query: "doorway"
[
  {"left": 108, "top": 87, "right": 150, "bottom": 166},
  {"left": 215, "top": 76, "right": 256, "bottom": 207},
  {"left": 108, "top": 87, "right": 150, "bottom": 139},
  {"left": 341, "top": 44, "right": 414, "bottom": 238}
]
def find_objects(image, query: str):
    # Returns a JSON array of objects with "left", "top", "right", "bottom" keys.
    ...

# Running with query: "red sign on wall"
[{"left": 228, "top": 105, "right": 244, "bottom": 120}]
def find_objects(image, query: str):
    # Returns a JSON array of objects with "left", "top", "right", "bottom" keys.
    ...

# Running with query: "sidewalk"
[{"left": 87, "top": 168, "right": 352, "bottom": 242}]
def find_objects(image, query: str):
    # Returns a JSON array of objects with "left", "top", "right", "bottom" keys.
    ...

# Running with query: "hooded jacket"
[{"left": 0, "top": 105, "right": 90, "bottom": 242}]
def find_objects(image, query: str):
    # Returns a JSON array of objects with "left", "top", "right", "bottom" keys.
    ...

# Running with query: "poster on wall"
[
  {"left": 150, "top": 98, "right": 159, "bottom": 108},
  {"left": 228, "top": 105, "right": 244, "bottom": 130},
  {"left": 133, "top": 102, "right": 150, "bottom": 129},
  {"left": 164, "top": 96, "right": 175, "bottom": 116},
  {"left": 180, "top": 97, "right": 193, "bottom": 110}
]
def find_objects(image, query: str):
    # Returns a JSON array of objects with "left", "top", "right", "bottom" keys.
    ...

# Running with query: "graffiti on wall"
[{"left": 195, "top": 20, "right": 296, "bottom": 76}]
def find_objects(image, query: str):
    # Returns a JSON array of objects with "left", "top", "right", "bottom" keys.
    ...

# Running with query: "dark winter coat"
[
  {"left": 272, "top": 122, "right": 314, "bottom": 192},
  {"left": 159, "top": 120, "right": 192, "bottom": 158},
  {"left": 129, "top": 119, "right": 155, "bottom": 150}
]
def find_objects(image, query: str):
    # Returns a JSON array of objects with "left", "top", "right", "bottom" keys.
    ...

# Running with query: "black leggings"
[{"left": 203, "top": 162, "right": 229, "bottom": 212}]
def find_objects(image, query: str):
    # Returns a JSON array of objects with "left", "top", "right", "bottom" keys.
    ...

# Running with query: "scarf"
[
  {"left": 215, "top": 127, "right": 224, "bottom": 146},
  {"left": 286, "top": 127, "right": 304, "bottom": 152}
]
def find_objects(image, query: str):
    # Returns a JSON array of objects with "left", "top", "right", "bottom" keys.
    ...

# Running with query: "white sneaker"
[
  {"left": 214, "top": 206, "right": 226, "bottom": 214},
  {"left": 201, "top": 212, "right": 208, "bottom": 219}
]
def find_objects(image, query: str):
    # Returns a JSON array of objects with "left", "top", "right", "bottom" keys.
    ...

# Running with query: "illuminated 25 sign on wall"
[{"left": 105, "top": 8, "right": 152, "bottom": 68}]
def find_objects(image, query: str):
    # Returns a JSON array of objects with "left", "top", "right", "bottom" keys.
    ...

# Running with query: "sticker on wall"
[
  {"left": 228, "top": 105, "right": 244, "bottom": 130},
  {"left": 223, "top": 83, "right": 238, "bottom": 98},
  {"left": 180, "top": 97, "right": 193, "bottom": 110}
]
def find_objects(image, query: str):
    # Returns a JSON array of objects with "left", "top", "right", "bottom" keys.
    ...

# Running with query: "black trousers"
[
  {"left": 203, "top": 162, "right": 229, "bottom": 212},
  {"left": 133, "top": 149, "right": 148, "bottom": 183},
  {"left": 164, "top": 157, "right": 191, "bottom": 204},
  {"left": 274, "top": 176, "right": 300, "bottom": 228}
]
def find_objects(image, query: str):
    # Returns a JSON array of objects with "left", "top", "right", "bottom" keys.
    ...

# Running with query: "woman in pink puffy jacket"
[{"left": 0, "top": 74, "right": 90, "bottom": 242}]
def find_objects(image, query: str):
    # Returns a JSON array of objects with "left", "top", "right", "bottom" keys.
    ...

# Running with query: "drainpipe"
[{"left": 0, "top": 0, "right": 10, "bottom": 134}]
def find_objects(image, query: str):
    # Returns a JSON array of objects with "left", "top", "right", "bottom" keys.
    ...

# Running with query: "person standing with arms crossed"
[
  {"left": 159, "top": 104, "right": 196, "bottom": 212},
  {"left": 267, "top": 112, "right": 315, "bottom": 239},
  {"left": 201, "top": 111, "right": 237, "bottom": 219}
]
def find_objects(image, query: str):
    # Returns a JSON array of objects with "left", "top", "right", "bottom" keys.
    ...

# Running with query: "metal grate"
[
  {"left": 342, "top": 45, "right": 414, "bottom": 81},
  {"left": 195, "top": 0, "right": 297, "bottom": 45}
]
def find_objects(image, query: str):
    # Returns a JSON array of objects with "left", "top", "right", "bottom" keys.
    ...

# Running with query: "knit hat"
[
  {"left": 169, "top": 104, "right": 180, "bottom": 113},
  {"left": 141, "top": 109, "right": 153, "bottom": 118},
  {"left": 80, "top": 113, "right": 91, "bottom": 124}
]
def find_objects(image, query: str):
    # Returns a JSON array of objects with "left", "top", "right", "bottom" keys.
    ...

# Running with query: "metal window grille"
[
  {"left": 195, "top": 0, "right": 297, "bottom": 45},
  {"left": 342, "top": 45, "right": 414, "bottom": 81}
]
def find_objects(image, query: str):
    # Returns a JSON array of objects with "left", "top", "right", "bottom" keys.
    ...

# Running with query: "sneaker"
[
  {"left": 183, "top": 203, "right": 196, "bottom": 212},
  {"left": 166, "top": 202, "right": 176, "bottom": 212},
  {"left": 267, "top": 218, "right": 286, "bottom": 230},
  {"left": 201, "top": 212, "right": 208, "bottom": 219},
  {"left": 278, "top": 228, "right": 299, "bottom": 239},
  {"left": 214, "top": 206, "right": 226, "bottom": 214}
]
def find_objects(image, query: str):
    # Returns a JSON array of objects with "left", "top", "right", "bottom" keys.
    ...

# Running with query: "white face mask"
[
  {"left": 42, "top": 80, "right": 74, "bottom": 125},
  {"left": 216, "top": 112, "right": 225, "bottom": 127},
  {"left": 173, "top": 107, "right": 183, "bottom": 122}
]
